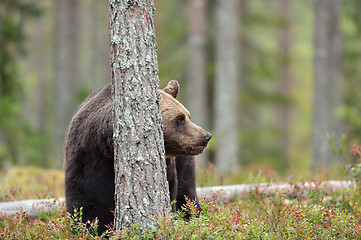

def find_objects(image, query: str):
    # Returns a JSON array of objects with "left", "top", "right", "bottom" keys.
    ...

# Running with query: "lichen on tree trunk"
[{"left": 108, "top": 0, "right": 170, "bottom": 230}]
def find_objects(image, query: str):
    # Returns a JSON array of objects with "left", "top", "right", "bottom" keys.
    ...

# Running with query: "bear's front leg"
[
  {"left": 166, "top": 157, "right": 178, "bottom": 212},
  {"left": 175, "top": 156, "right": 201, "bottom": 216}
]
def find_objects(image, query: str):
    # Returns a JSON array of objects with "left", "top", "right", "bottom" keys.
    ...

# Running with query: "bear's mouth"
[{"left": 185, "top": 145, "right": 207, "bottom": 155}]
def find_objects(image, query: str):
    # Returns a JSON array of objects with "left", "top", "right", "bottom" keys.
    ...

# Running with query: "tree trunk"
[
  {"left": 187, "top": 0, "right": 208, "bottom": 167},
  {"left": 327, "top": 0, "right": 343, "bottom": 155},
  {"left": 108, "top": 0, "right": 170, "bottom": 230},
  {"left": 88, "top": 0, "right": 99, "bottom": 87},
  {"left": 312, "top": 0, "right": 342, "bottom": 169},
  {"left": 20, "top": 0, "right": 52, "bottom": 167},
  {"left": 53, "top": 0, "right": 80, "bottom": 166},
  {"left": 214, "top": 0, "right": 241, "bottom": 172},
  {"left": 278, "top": 0, "right": 292, "bottom": 169}
]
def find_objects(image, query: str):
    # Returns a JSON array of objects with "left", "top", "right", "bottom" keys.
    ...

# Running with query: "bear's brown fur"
[{"left": 64, "top": 80, "right": 211, "bottom": 234}]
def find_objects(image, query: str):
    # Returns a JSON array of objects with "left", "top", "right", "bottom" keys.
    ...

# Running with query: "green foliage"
[
  {"left": 328, "top": 134, "right": 348, "bottom": 155},
  {"left": 69, "top": 207, "right": 104, "bottom": 238},
  {"left": 155, "top": 0, "right": 188, "bottom": 88},
  {"left": 350, "top": 144, "right": 361, "bottom": 203},
  {"left": 341, "top": 0, "right": 361, "bottom": 147},
  {"left": 1, "top": 166, "right": 361, "bottom": 239},
  {"left": 105, "top": 189, "right": 361, "bottom": 239},
  {"left": 0, "top": 1, "right": 37, "bottom": 97},
  {"left": 238, "top": 0, "right": 308, "bottom": 173},
  {"left": 2, "top": 194, "right": 358, "bottom": 239},
  {"left": 0, "top": 205, "right": 105, "bottom": 239},
  {"left": 0, "top": 0, "right": 46, "bottom": 167}
]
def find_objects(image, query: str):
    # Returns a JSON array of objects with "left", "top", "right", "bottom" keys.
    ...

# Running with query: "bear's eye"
[{"left": 176, "top": 115, "right": 185, "bottom": 125}]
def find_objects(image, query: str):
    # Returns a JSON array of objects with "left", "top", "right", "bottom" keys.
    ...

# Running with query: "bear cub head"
[{"left": 161, "top": 80, "right": 212, "bottom": 157}]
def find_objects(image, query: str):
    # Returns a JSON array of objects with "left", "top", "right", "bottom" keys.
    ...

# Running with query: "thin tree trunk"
[
  {"left": 89, "top": 0, "right": 99, "bottom": 87},
  {"left": 278, "top": 0, "right": 292, "bottom": 169},
  {"left": 214, "top": 0, "right": 241, "bottom": 172},
  {"left": 187, "top": 0, "right": 208, "bottom": 167},
  {"left": 81, "top": 0, "right": 101, "bottom": 88},
  {"left": 327, "top": 0, "right": 343, "bottom": 156},
  {"left": 109, "top": 0, "right": 170, "bottom": 230},
  {"left": 21, "top": 0, "right": 52, "bottom": 166},
  {"left": 53, "top": 0, "right": 80, "bottom": 166},
  {"left": 35, "top": 0, "right": 51, "bottom": 167},
  {"left": 312, "top": 0, "right": 342, "bottom": 169}
]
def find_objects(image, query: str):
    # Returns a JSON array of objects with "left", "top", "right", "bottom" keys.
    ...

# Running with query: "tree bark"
[
  {"left": 187, "top": 0, "right": 208, "bottom": 167},
  {"left": 312, "top": 0, "right": 342, "bottom": 169},
  {"left": 108, "top": 0, "right": 170, "bottom": 230},
  {"left": 214, "top": 0, "right": 241, "bottom": 172}
]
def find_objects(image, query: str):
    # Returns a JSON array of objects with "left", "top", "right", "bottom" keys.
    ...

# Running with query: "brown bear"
[{"left": 63, "top": 80, "right": 211, "bottom": 235}]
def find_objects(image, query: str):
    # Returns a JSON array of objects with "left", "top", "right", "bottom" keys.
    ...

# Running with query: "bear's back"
[
  {"left": 63, "top": 84, "right": 113, "bottom": 165},
  {"left": 64, "top": 84, "right": 115, "bottom": 235}
]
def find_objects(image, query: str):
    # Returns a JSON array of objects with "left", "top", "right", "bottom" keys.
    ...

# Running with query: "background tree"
[
  {"left": 312, "top": 0, "right": 342, "bottom": 169},
  {"left": 0, "top": 0, "right": 40, "bottom": 166},
  {"left": 187, "top": 0, "right": 208, "bottom": 167},
  {"left": 214, "top": 0, "right": 241, "bottom": 172},
  {"left": 80, "top": 0, "right": 110, "bottom": 89},
  {"left": 341, "top": 0, "right": 361, "bottom": 146},
  {"left": 21, "top": 0, "right": 53, "bottom": 167},
  {"left": 2, "top": 0, "right": 361, "bottom": 178},
  {"left": 53, "top": 0, "right": 80, "bottom": 165},
  {"left": 108, "top": 0, "right": 170, "bottom": 229},
  {"left": 277, "top": 0, "right": 293, "bottom": 168}
]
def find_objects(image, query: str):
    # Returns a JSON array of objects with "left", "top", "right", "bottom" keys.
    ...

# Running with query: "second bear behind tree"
[{"left": 63, "top": 80, "right": 211, "bottom": 234}]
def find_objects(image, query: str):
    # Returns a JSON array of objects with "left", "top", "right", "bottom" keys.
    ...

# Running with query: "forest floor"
[{"left": 0, "top": 166, "right": 360, "bottom": 239}]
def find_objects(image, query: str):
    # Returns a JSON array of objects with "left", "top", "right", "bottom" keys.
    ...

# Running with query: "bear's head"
[{"left": 160, "top": 80, "right": 212, "bottom": 157}]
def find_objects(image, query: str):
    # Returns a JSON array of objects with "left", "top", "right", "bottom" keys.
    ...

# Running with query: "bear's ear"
[{"left": 162, "top": 80, "right": 179, "bottom": 98}]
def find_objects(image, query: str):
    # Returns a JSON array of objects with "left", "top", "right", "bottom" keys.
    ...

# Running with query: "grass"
[
  {"left": 0, "top": 166, "right": 64, "bottom": 201},
  {"left": 0, "top": 157, "right": 361, "bottom": 239}
]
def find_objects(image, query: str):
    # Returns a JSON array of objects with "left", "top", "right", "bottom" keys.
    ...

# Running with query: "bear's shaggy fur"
[{"left": 63, "top": 80, "right": 211, "bottom": 234}]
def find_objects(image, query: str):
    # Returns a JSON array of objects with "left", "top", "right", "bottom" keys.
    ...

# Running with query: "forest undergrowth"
[{"left": 1, "top": 145, "right": 361, "bottom": 239}]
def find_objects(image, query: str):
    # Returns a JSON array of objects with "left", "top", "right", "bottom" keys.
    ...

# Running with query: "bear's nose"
[{"left": 204, "top": 132, "right": 212, "bottom": 142}]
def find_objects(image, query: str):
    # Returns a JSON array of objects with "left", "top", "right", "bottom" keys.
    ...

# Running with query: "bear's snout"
[{"left": 204, "top": 132, "right": 212, "bottom": 142}]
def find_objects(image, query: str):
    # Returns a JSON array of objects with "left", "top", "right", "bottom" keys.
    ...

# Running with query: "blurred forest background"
[{"left": 1, "top": 0, "right": 361, "bottom": 177}]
